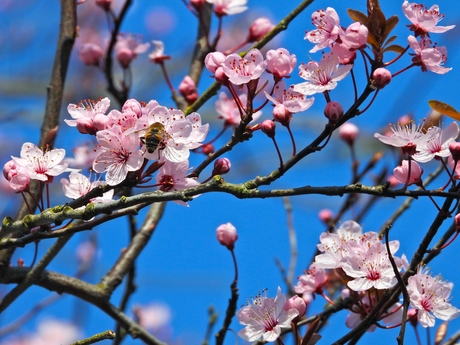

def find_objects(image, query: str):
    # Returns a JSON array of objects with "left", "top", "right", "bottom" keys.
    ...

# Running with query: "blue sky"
[{"left": 1, "top": 0, "right": 460, "bottom": 344}]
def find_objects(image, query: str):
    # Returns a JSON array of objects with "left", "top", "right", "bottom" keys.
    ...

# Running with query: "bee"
[{"left": 140, "top": 122, "right": 171, "bottom": 154}]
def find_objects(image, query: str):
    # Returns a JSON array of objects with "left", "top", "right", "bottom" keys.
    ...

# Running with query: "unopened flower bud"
[
  {"left": 318, "top": 209, "right": 333, "bottom": 224},
  {"left": 273, "top": 104, "right": 292, "bottom": 126},
  {"left": 284, "top": 295, "right": 306, "bottom": 321},
  {"left": 407, "top": 308, "right": 418, "bottom": 328},
  {"left": 212, "top": 158, "right": 231, "bottom": 176},
  {"left": 122, "top": 99, "right": 143, "bottom": 118},
  {"left": 261, "top": 120, "right": 276, "bottom": 138},
  {"left": 449, "top": 142, "right": 460, "bottom": 162},
  {"left": 393, "top": 160, "right": 423, "bottom": 186},
  {"left": 3, "top": 160, "right": 15, "bottom": 180},
  {"left": 205, "top": 52, "right": 226, "bottom": 74},
  {"left": 179, "top": 76, "right": 199, "bottom": 105},
  {"left": 214, "top": 66, "right": 229, "bottom": 85},
  {"left": 338, "top": 123, "right": 359, "bottom": 146},
  {"left": 201, "top": 143, "right": 215, "bottom": 155},
  {"left": 324, "top": 102, "right": 343, "bottom": 124},
  {"left": 373, "top": 68, "right": 392, "bottom": 89},
  {"left": 216, "top": 223, "right": 238, "bottom": 250},
  {"left": 387, "top": 175, "right": 400, "bottom": 188},
  {"left": 247, "top": 18, "right": 275, "bottom": 42},
  {"left": 116, "top": 48, "right": 135, "bottom": 69},
  {"left": 95, "top": 0, "right": 111, "bottom": 11},
  {"left": 266, "top": 48, "right": 296, "bottom": 80},
  {"left": 17, "top": 258, "right": 24, "bottom": 267},
  {"left": 79, "top": 43, "right": 103, "bottom": 66}
]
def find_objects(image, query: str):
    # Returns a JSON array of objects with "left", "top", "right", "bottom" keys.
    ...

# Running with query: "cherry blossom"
[
  {"left": 407, "top": 266, "right": 460, "bottom": 328},
  {"left": 216, "top": 222, "right": 238, "bottom": 249},
  {"left": 133, "top": 303, "right": 172, "bottom": 338},
  {"left": 3, "top": 159, "right": 30, "bottom": 192},
  {"left": 305, "top": 7, "right": 341, "bottom": 53},
  {"left": 408, "top": 35, "right": 451, "bottom": 74},
  {"left": 148, "top": 40, "right": 170, "bottom": 63},
  {"left": 206, "top": 0, "right": 248, "bottom": 17},
  {"left": 293, "top": 52, "right": 353, "bottom": 96},
  {"left": 265, "top": 48, "right": 297, "bottom": 80},
  {"left": 205, "top": 51, "right": 226, "bottom": 74},
  {"left": 339, "top": 22, "right": 368, "bottom": 49},
  {"left": 11, "top": 143, "right": 68, "bottom": 182},
  {"left": 374, "top": 120, "right": 438, "bottom": 156},
  {"left": 65, "top": 97, "right": 111, "bottom": 134},
  {"left": 341, "top": 240, "right": 402, "bottom": 291},
  {"left": 264, "top": 80, "right": 315, "bottom": 115},
  {"left": 221, "top": 49, "right": 267, "bottom": 85},
  {"left": 315, "top": 220, "right": 364, "bottom": 269},
  {"left": 412, "top": 123, "right": 459, "bottom": 162},
  {"left": 215, "top": 92, "right": 262, "bottom": 127},
  {"left": 61, "top": 171, "right": 113, "bottom": 203},
  {"left": 295, "top": 263, "right": 327, "bottom": 295},
  {"left": 93, "top": 125, "right": 144, "bottom": 186},
  {"left": 247, "top": 17, "right": 274, "bottom": 42},
  {"left": 237, "top": 287, "right": 298, "bottom": 342},
  {"left": 155, "top": 160, "right": 200, "bottom": 206},
  {"left": 115, "top": 33, "right": 150, "bottom": 68},
  {"left": 79, "top": 43, "right": 103, "bottom": 66},
  {"left": 402, "top": 1, "right": 455, "bottom": 36}
]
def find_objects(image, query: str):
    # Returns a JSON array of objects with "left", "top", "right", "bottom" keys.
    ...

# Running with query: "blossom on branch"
[
  {"left": 407, "top": 266, "right": 460, "bottom": 327},
  {"left": 402, "top": 0, "right": 455, "bottom": 36},
  {"left": 222, "top": 49, "right": 267, "bottom": 85},
  {"left": 206, "top": 0, "right": 248, "bottom": 17},
  {"left": 115, "top": 33, "right": 150, "bottom": 68},
  {"left": 408, "top": 35, "right": 451, "bottom": 74},
  {"left": 412, "top": 122, "right": 459, "bottom": 162},
  {"left": 237, "top": 287, "right": 298, "bottom": 342},
  {"left": 293, "top": 52, "right": 352, "bottom": 96},
  {"left": 305, "top": 7, "right": 341, "bottom": 53},
  {"left": 65, "top": 97, "right": 111, "bottom": 134}
]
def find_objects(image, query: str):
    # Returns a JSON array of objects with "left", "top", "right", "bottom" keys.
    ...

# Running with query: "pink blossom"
[
  {"left": 265, "top": 48, "right": 297, "bottom": 80},
  {"left": 407, "top": 266, "right": 460, "bottom": 328},
  {"left": 222, "top": 49, "right": 267, "bottom": 85},
  {"left": 237, "top": 287, "right": 298, "bottom": 342},
  {"left": 115, "top": 34, "right": 150, "bottom": 68},
  {"left": 265, "top": 81, "right": 314, "bottom": 116},
  {"left": 339, "top": 122, "right": 359, "bottom": 146},
  {"left": 261, "top": 120, "right": 276, "bottom": 138},
  {"left": 412, "top": 123, "right": 459, "bottom": 162},
  {"left": 341, "top": 241, "right": 402, "bottom": 291},
  {"left": 216, "top": 222, "right": 238, "bottom": 249},
  {"left": 215, "top": 92, "right": 262, "bottom": 127},
  {"left": 295, "top": 263, "right": 327, "bottom": 295},
  {"left": 65, "top": 97, "right": 111, "bottom": 133},
  {"left": 324, "top": 101, "right": 343, "bottom": 124},
  {"left": 93, "top": 125, "right": 144, "bottom": 186},
  {"left": 205, "top": 51, "right": 226, "bottom": 74},
  {"left": 79, "top": 43, "right": 103, "bottom": 66},
  {"left": 402, "top": 1, "right": 455, "bottom": 35},
  {"left": 155, "top": 160, "right": 200, "bottom": 206},
  {"left": 408, "top": 35, "right": 451, "bottom": 74},
  {"left": 393, "top": 160, "right": 423, "bottom": 186},
  {"left": 206, "top": 0, "right": 248, "bottom": 17},
  {"left": 148, "top": 40, "right": 170, "bottom": 63},
  {"left": 247, "top": 17, "right": 274, "bottom": 42},
  {"left": 448, "top": 155, "right": 460, "bottom": 179},
  {"left": 305, "top": 7, "right": 341, "bottom": 53},
  {"left": 133, "top": 303, "right": 172, "bottom": 336},
  {"left": 122, "top": 99, "right": 143, "bottom": 118},
  {"left": 11, "top": 143, "right": 68, "bottom": 182},
  {"left": 374, "top": 120, "right": 438, "bottom": 156},
  {"left": 315, "top": 220, "right": 363, "bottom": 269},
  {"left": 95, "top": 0, "right": 111, "bottom": 10},
  {"left": 3, "top": 159, "right": 30, "bottom": 192},
  {"left": 293, "top": 52, "right": 352, "bottom": 96},
  {"left": 65, "top": 144, "right": 98, "bottom": 170},
  {"left": 76, "top": 240, "right": 97, "bottom": 265},
  {"left": 284, "top": 295, "right": 306, "bottom": 321},
  {"left": 331, "top": 42, "right": 356, "bottom": 65},
  {"left": 373, "top": 67, "right": 392, "bottom": 89},
  {"left": 339, "top": 22, "right": 368, "bottom": 49},
  {"left": 178, "top": 75, "right": 198, "bottom": 104},
  {"left": 61, "top": 171, "right": 113, "bottom": 203}
]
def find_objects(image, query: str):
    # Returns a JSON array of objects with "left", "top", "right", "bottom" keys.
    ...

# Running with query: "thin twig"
[{"left": 70, "top": 330, "right": 116, "bottom": 345}]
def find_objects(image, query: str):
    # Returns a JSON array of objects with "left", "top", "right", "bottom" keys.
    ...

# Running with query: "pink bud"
[
  {"left": 261, "top": 120, "right": 276, "bottom": 138},
  {"left": 324, "top": 101, "right": 343, "bottom": 124},
  {"left": 398, "top": 114, "right": 412, "bottom": 125},
  {"left": 407, "top": 308, "right": 418, "bottom": 328},
  {"left": 17, "top": 258, "right": 24, "bottom": 267},
  {"left": 214, "top": 66, "right": 229, "bottom": 85},
  {"left": 393, "top": 160, "right": 423, "bottom": 186},
  {"left": 284, "top": 295, "right": 306, "bottom": 321},
  {"left": 3, "top": 160, "right": 16, "bottom": 180},
  {"left": 76, "top": 117, "right": 97, "bottom": 135},
  {"left": 96, "top": 0, "right": 111, "bottom": 10},
  {"left": 266, "top": 48, "right": 296, "bottom": 80},
  {"left": 386, "top": 175, "right": 400, "bottom": 188},
  {"left": 341, "top": 22, "right": 368, "bottom": 49},
  {"left": 273, "top": 104, "right": 292, "bottom": 126},
  {"left": 212, "top": 158, "right": 231, "bottom": 176},
  {"left": 79, "top": 43, "right": 103, "bottom": 66},
  {"left": 338, "top": 123, "right": 359, "bottom": 146},
  {"left": 116, "top": 48, "right": 136, "bottom": 69},
  {"left": 201, "top": 143, "right": 215, "bottom": 155},
  {"left": 76, "top": 241, "right": 96, "bottom": 264},
  {"left": 331, "top": 43, "right": 356, "bottom": 65},
  {"left": 205, "top": 52, "right": 226, "bottom": 74},
  {"left": 318, "top": 209, "right": 333, "bottom": 224},
  {"left": 449, "top": 142, "right": 460, "bottom": 162},
  {"left": 373, "top": 68, "right": 392, "bottom": 89},
  {"left": 247, "top": 18, "right": 275, "bottom": 42},
  {"left": 179, "top": 76, "right": 199, "bottom": 105},
  {"left": 216, "top": 223, "right": 238, "bottom": 250},
  {"left": 122, "top": 99, "right": 143, "bottom": 118}
]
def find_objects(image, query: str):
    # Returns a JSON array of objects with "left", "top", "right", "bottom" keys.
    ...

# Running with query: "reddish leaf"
[{"left": 383, "top": 44, "right": 405, "bottom": 53}]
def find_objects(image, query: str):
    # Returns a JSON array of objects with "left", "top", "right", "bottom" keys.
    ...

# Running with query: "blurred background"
[{"left": 1, "top": 0, "right": 460, "bottom": 344}]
